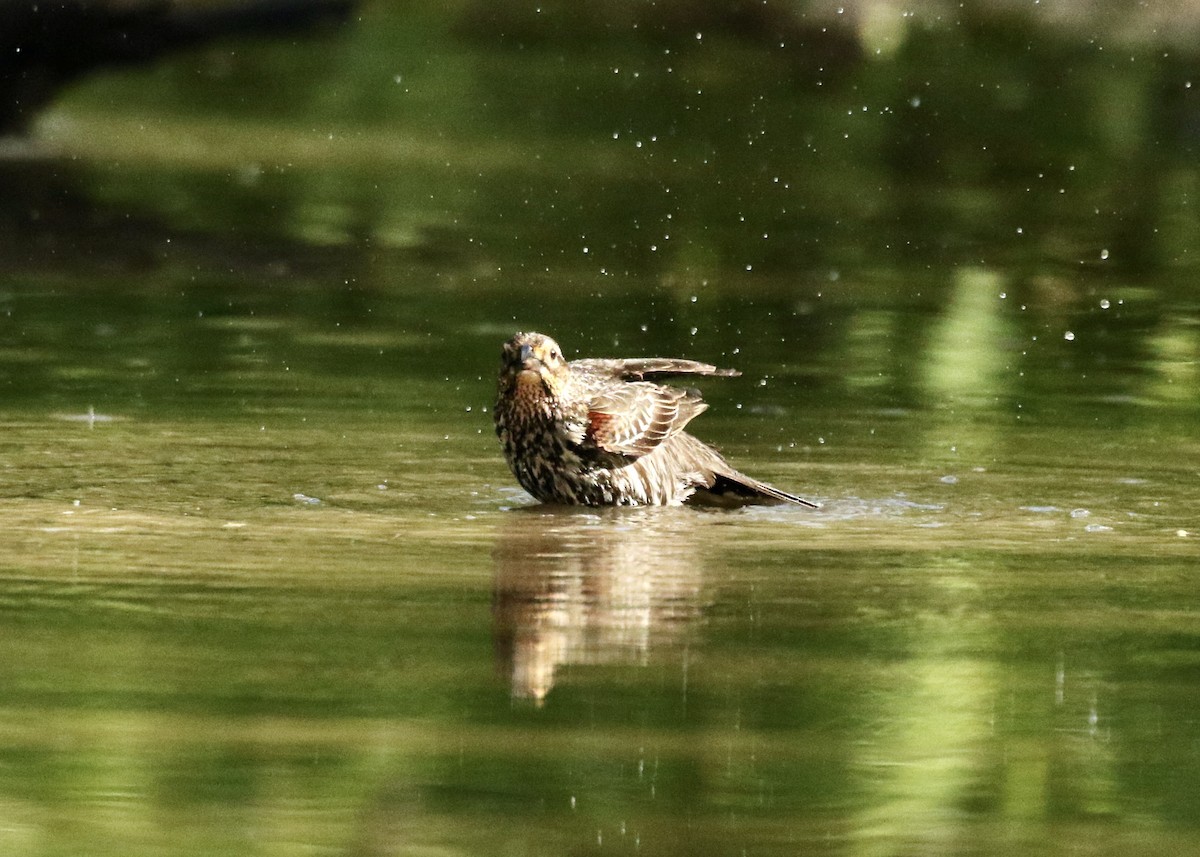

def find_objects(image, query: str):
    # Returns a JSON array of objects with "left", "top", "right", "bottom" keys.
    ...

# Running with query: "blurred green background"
[{"left": 1, "top": 2, "right": 1199, "bottom": 855}]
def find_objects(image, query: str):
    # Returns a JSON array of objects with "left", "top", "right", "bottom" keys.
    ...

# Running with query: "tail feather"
[
  {"left": 666, "top": 431, "right": 819, "bottom": 508},
  {"left": 694, "top": 471, "right": 821, "bottom": 508}
]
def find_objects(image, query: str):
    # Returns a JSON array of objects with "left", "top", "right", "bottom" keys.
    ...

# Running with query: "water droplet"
[
  {"left": 1100, "top": 248, "right": 1109, "bottom": 260},
  {"left": 1064, "top": 331, "right": 1075, "bottom": 341}
]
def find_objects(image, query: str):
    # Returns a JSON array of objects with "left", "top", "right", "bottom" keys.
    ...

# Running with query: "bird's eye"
[{"left": 549, "top": 349, "right": 559, "bottom": 361}]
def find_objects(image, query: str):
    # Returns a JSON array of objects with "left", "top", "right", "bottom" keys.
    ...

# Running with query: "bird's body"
[{"left": 494, "top": 332, "right": 818, "bottom": 508}]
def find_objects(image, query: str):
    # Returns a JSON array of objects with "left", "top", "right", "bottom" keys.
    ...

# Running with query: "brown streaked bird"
[{"left": 494, "top": 331, "right": 819, "bottom": 508}]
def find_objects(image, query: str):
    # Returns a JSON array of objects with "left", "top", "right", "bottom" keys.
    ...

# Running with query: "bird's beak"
[
  {"left": 516, "top": 343, "right": 545, "bottom": 374},
  {"left": 503, "top": 342, "right": 544, "bottom": 379}
]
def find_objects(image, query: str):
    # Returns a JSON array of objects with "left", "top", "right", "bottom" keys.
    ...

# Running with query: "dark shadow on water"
[
  {"left": 491, "top": 505, "right": 706, "bottom": 705},
  {"left": 0, "top": 158, "right": 353, "bottom": 279}
]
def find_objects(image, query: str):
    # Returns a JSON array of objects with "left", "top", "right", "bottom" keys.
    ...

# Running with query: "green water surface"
[{"left": 2, "top": 3, "right": 1199, "bottom": 855}]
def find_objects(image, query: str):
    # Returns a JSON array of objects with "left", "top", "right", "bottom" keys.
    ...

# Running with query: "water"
[{"left": 3, "top": 4, "right": 1200, "bottom": 855}]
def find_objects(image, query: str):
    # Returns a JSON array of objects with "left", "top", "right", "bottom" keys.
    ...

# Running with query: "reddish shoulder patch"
[{"left": 587, "top": 410, "right": 614, "bottom": 442}]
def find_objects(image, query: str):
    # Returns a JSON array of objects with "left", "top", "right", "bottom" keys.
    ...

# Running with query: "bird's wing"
[
  {"left": 583, "top": 381, "right": 707, "bottom": 457},
  {"left": 571, "top": 358, "right": 740, "bottom": 380}
]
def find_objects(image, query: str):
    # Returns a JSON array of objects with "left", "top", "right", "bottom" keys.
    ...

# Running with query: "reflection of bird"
[
  {"left": 492, "top": 507, "right": 704, "bottom": 704},
  {"left": 494, "top": 331, "right": 818, "bottom": 507},
  {"left": 0, "top": 0, "right": 355, "bottom": 134}
]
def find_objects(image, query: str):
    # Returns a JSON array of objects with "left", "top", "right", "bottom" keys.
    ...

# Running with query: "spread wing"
[
  {"left": 571, "top": 358, "right": 740, "bottom": 381},
  {"left": 583, "top": 381, "right": 707, "bottom": 458}
]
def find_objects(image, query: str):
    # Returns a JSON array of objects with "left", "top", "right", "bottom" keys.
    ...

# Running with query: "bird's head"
[{"left": 499, "top": 331, "right": 570, "bottom": 397}]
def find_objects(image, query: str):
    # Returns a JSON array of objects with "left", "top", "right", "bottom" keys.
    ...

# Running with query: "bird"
[{"left": 494, "top": 331, "right": 819, "bottom": 508}]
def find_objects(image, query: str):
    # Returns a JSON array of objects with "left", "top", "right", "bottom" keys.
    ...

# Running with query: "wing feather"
[
  {"left": 584, "top": 382, "right": 706, "bottom": 457},
  {"left": 571, "top": 358, "right": 740, "bottom": 380}
]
